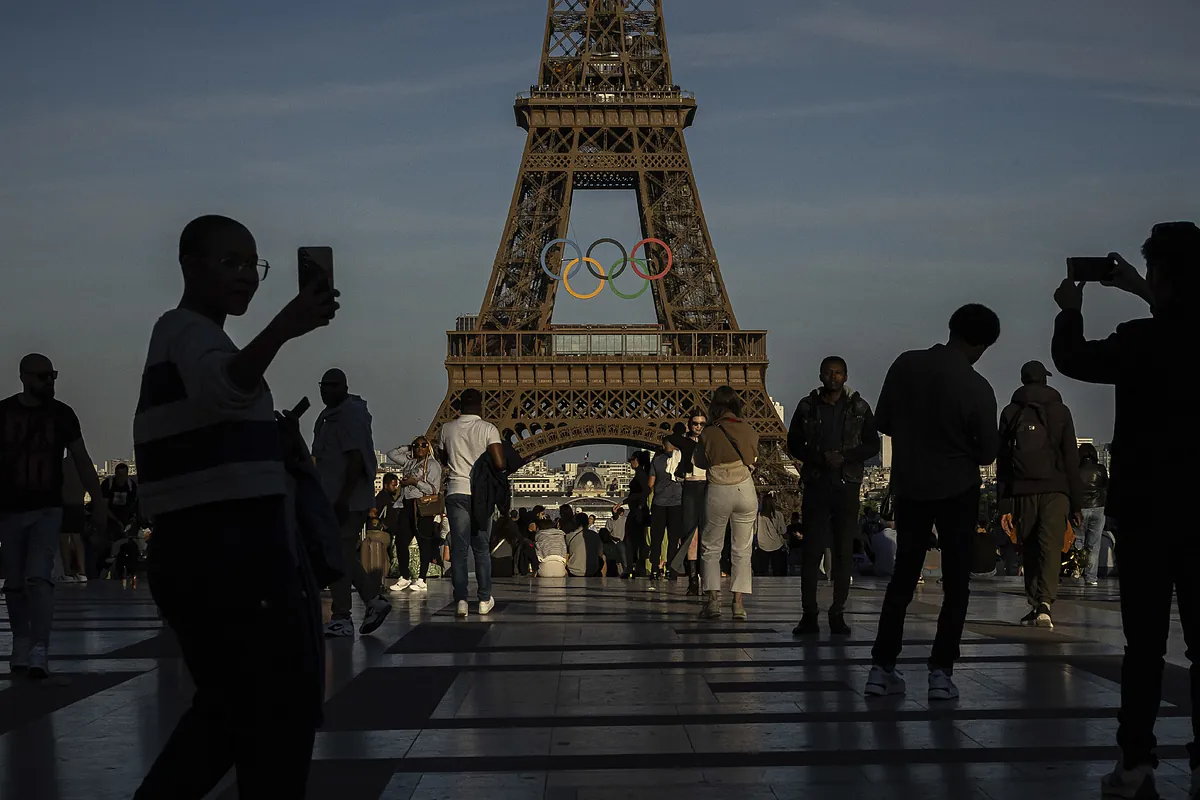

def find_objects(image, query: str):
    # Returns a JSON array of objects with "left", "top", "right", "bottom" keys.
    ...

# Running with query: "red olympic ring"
[{"left": 629, "top": 238, "right": 673, "bottom": 280}]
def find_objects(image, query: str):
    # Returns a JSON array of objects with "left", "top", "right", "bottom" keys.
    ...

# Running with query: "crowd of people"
[{"left": 0, "top": 214, "right": 1194, "bottom": 799}]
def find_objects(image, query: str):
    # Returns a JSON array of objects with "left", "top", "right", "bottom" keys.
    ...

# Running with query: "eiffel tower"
[{"left": 429, "top": 0, "right": 795, "bottom": 497}]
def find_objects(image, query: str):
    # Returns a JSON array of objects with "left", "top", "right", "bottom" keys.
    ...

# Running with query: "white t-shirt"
[{"left": 437, "top": 414, "right": 501, "bottom": 497}]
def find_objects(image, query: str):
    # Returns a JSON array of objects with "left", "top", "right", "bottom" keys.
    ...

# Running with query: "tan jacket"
[{"left": 696, "top": 416, "right": 759, "bottom": 485}]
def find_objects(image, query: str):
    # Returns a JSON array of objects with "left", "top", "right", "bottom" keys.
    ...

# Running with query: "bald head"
[
  {"left": 319, "top": 368, "right": 349, "bottom": 408},
  {"left": 18, "top": 352, "right": 56, "bottom": 401}
]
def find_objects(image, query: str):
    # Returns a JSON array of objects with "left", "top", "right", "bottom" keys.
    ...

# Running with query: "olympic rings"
[
  {"left": 561, "top": 258, "right": 606, "bottom": 300},
  {"left": 539, "top": 238, "right": 673, "bottom": 300}
]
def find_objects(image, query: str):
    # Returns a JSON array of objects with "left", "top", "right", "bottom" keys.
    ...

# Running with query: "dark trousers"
[
  {"left": 1014, "top": 492, "right": 1070, "bottom": 608},
  {"left": 801, "top": 481, "right": 860, "bottom": 616},
  {"left": 1115, "top": 515, "right": 1200, "bottom": 770},
  {"left": 753, "top": 547, "right": 789, "bottom": 576},
  {"left": 650, "top": 503, "right": 684, "bottom": 572},
  {"left": 329, "top": 511, "right": 377, "bottom": 618},
  {"left": 135, "top": 498, "right": 322, "bottom": 799},
  {"left": 396, "top": 500, "right": 438, "bottom": 580},
  {"left": 677, "top": 481, "right": 707, "bottom": 570},
  {"left": 626, "top": 505, "right": 649, "bottom": 575},
  {"left": 871, "top": 487, "right": 979, "bottom": 673}
]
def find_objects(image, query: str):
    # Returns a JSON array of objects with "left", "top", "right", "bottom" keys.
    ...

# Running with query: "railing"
[
  {"left": 517, "top": 87, "right": 694, "bottom": 102},
  {"left": 447, "top": 328, "right": 767, "bottom": 361}
]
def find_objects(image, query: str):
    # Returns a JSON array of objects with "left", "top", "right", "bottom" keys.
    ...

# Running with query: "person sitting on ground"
[
  {"left": 579, "top": 512, "right": 604, "bottom": 577},
  {"left": 533, "top": 517, "right": 569, "bottom": 578}
]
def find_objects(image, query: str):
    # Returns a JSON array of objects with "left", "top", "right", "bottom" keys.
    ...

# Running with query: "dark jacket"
[
  {"left": 996, "top": 382, "right": 1083, "bottom": 511},
  {"left": 1079, "top": 460, "right": 1108, "bottom": 509},
  {"left": 787, "top": 388, "right": 880, "bottom": 485},
  {"left": 1052, "top": 309, "right": 1189, "bottom": 521},
  {"left": 469, "top": 441, "right": 525, "bottom": 532}
]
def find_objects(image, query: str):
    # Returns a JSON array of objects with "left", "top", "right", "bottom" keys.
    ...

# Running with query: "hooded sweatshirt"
[
  {"left": 996, "top": 382, "right": 1083, "bottom": 511},
  {"left": 312, "top": 394, "right": 376, "bottom": 512}
]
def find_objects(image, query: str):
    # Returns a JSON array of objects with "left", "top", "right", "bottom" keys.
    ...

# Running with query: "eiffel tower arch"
[{"left": 429, "top": 0, "right": 795, "bottom": 496}]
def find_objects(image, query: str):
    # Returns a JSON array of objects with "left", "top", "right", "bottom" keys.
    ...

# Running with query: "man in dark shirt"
[
  {"left": 865, "top": 305, "right": 1000, "bottom": 703},
  {"left": 1051, "top": 222, "right": 1197, "bottom": 798},
  {"left": 788, "top": 356, "right": 879, "bottom": 637},
  {"left": 100, "top": 462, "right": 139, "bottom": 534},
  {"left": 1, "top": 354, "right": 105, "bottom": 679}
]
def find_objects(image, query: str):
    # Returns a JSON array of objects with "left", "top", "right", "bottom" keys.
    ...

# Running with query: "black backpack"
[{"left": 1004, "top": 402, "right": 1059, "bottom": 482}]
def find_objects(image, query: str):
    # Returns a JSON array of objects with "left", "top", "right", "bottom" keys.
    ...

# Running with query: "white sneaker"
[
  {"left": 864, "top": 665, "right": 906, "bottom": 697},
  {"left": 1100, "top": 762, "right": 1155, "bottom": 798},
  {"left": 456, "top": 600, "right": 469, "bottom": 618},
  {"left": 75, "top": 574, "right": 88, "bottom": 584},
  {"left": 27, "top": 642, "right": 49, "bottom": 680},
  {"left": 360, "top": 597, "right": 392, "bottom": 635},
  {"left": 409, "top": 579, "right": 428, "bottom": 592},
  {"left": 928, "top": 669, "right": 959, "bottom": 701},
  {"left": 479, "top": 597, "right": 495, "bottom": 615},
  {"left": 58, "top": 574, "right": 76, "bottom": 584},
  {"left": 10, "top": 637, "right": 31, "bottom": 671},
  {"left": 388, "top": 577, "right": 412, "bottom": 593},
  {"left": 324, "top": 618, "right": 355, "bottom": 638},
  {"left": 1035, "top": 609, "right": 1054, "bottom": 629}
]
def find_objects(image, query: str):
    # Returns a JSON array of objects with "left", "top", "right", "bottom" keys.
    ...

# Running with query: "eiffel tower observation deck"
[{"left": 430, "top": 0, "right": 795, "bottom": 495}]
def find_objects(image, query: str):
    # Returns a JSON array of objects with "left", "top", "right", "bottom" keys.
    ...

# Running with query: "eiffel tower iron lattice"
[{"left": 429, "top": 0, "right": 795, "bottom": 498}]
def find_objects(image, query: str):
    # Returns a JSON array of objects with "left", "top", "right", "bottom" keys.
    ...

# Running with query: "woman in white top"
[{"left": 387, "top": 437, "right": 443, "bottom": 592}]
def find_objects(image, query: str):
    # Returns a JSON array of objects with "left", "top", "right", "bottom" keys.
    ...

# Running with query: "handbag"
[{"left": 416, "top": 457, "right": 444, "bottom": 517}]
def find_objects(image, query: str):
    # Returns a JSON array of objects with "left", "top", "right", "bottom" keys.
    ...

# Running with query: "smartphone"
[
  {"left": 1066, "top": 256, "right": 1116, "bottom": 283},
  {"left": 291, "top": 396, "right": 311, "bottom": 418},
  {"left": 298, "top": 246, "right": 334, "bottom": 292}
]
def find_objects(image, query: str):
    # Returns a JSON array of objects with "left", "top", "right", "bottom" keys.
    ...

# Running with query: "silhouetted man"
[
  {"left": 865, "top": 304, "right": 1000, "bottom": 703},
  {"left": 1, "top": 354, "right": 105, "bottom": 679},
  {"left": 788, "top": 356, "right": 879, "bottom": 637},
  {"left": 133, "top": 214, "right": 337, "bottom": 799},
  {"left": 437, "top": 388, "right": 505, "bottom": 617},
  {"left": 313, "top": 368, "right": 391, "bottom": 638},
  {"left": 996, "top": 361, "right": 1082, "bottom": 629},
  {"left": 1051, "top": 221, "right": 1199, "bottom": 799}
]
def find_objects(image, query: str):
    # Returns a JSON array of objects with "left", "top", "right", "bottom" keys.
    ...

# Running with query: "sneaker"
[
  {"left": 828, "top": 613, "right": 852, "bottom": 636},
  {"left": 1087, "top": 579, "right": 1100, "bottom": 587},
  {"left": 10, "top": 637, "right": 31, "bottom": 672},
  {"left": 75, "top": 574, "right": 88, "bottom": 583},
  {"left": 1035, "top": 605, "right": 1054, "bottom": 629},
  {"left": 699, "top": 591, "right": 721, "bottom": 619},
  {"left": 731, "top": 600, "right": 747, "bottom": 620},
  {"left": 479, "top": 597, "right": 495, "bottom": 616},
  {"left": 58, "top": 574, "right": 77, "bottom": 584},
  {"left": 388, "top": 577, "right": 412, "bottom": 593},
  {"left": 456, "top": 600, "right": 469, "bottom": 618},
  {"left": 1021, "top": 608, "right": 1039, "bottom": 626},
  {"left": 1100, "top": 762, "right": 1155, "bottom": 798},
  {"left": 928, "top": 668, "right": 959, "bottom": 701},
  {"left": 409, "top": 579, "right": 428, "bottom": 592},
  {"left": 27, "top": 643, "right": 49, "bottom": 680},
  {"left": 360, "top": 597, "right": 393, "bottom": 635},
  {"left": 864, "top": 665, "right": 905, "bottom": 697},
  {"left": 324, "top": 618, "right": 354, "bottom": 638},
  {"left": 792, "top": 614, "right": 819, "bottom": 636}
]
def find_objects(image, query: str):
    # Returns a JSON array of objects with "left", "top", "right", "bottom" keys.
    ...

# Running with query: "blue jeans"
[
  {"left": 1076, "top": 506, "right": 1105, "bottom": 581},
  {"left": 446, "top": 494, "right": 491, "bottom": 603},
  {"left": 0, "top": 508, "right": 62, "bottom": 647}
]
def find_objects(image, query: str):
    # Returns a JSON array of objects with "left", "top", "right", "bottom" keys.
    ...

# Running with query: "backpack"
[{"left": 1004, "top": 402, "right": 1059, "bottom": 482}]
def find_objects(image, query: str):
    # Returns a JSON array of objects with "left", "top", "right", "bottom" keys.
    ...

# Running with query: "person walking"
[
  {"left": 313, "top": 369, "right": 391, "bottom": 638},
  {"left": 437, "top": 388, "right": 505, "bottom": 617},
  {"left": 1050, "top": 222, "right": 1198, "bottom": 798},
  {"left": 132, "top": 214, "right": 334, "bottom": 798},
  {"left": 621, "top": 451, "right": 651, "bottom": 578},
  {"left": 788, "top": 356, "right": 880, "bottom": 637},
  {"left": 396, "top": 437, "right": 442, "bottom": 593},
  {"left": 648, "top": 434, "right": 686, "bottom": 580},
  {"left": 1, "top": 354, "right": 106, "bottom": 679},
  {"left": 864, "top": 304, "right": 1000, "bottom": 702},
  {"left": 677, "top": 411, "right": 708, "bottom": 595},
  {"left": 694, "top": 386, "right": 759, "bottom": 620},
  {"left": 1075, "top": 443, "right": 1107, "bottom": 587},
  {"left": 996, "top": 360, "right": 1083, "bottom": 630}
]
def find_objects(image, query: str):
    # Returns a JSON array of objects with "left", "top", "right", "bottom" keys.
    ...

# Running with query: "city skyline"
[{"left": 4, "top": 1, "right": 1198, "bottom": 460}]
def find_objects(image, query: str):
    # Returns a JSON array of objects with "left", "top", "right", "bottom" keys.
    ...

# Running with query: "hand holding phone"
[
  {"left": 1066, "top": 256, "right": 1116, "bottom": 283},
  {"left": 299, "top": 246, "right": 334, "bottom": 292},
  {"left": 291, "top": 397, "right": 311, "bottom": 418}
]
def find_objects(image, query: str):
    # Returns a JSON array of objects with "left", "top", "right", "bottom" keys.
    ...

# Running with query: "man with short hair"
[
  {"left": 100, "top": 462, "right": 139, "bottom": 539},
  {"left": 865, "top": 304, "right": 1001, "bottom": 703},
  {"left": 1051, "top": 222, "right": 1198, "bottom": 798},
  {"left": 1, "top": 354, "right": 106, "bottom": 679},
  {"left": 132, "top": 214, "right": 336, "bottom": 798},
  {"left": 437, "top": 388, "right": 505, "bottom": 617},
  {"left": 788, "top": 356, "right": 880, "bottom": 637},
  {"left": 996, "top": 360, "right": 1083, "bottom": 630},
  {"left": 313, "top": 368, "right": 391, "bottom": 637}
]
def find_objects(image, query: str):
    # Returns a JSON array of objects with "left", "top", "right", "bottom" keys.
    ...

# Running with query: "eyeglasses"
[
  {"left": 22, "top": 370, "right": 58, "bottom": 381},
  {"left": 191, "top": 254, "right": 270, "bottom": 280},
  {"left": 690, "top": 420, "right": 706, "bottom": 427}
]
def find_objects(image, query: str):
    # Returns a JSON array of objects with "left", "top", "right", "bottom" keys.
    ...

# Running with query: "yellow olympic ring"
[{"left": 561, "top": 257, "right": 605, "bottom": 300}]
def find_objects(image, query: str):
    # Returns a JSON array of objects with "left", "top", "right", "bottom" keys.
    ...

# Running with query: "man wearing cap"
[{"left": 996, "top": 360, "right": 1083, "bottom": 629}]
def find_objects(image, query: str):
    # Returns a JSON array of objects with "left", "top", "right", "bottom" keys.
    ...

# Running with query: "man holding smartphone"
[
  {"left": 1052, "top": 222, "right": 1198, "bottom": 799},
  {"left": 133, "top": 214, "right": 338, "bottom": 799}
]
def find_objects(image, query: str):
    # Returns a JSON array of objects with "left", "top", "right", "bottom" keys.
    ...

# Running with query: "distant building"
[
  {"left": 512, "top": 458, "right": 563, "bottom": 495},
  {"left": 880, "top": 434, "right": 893, "bottom": 470},
  {"left": 770, "top": 396, "right": 786, "bottom": 424}
]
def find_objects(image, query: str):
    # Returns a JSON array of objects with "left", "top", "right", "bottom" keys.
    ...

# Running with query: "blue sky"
[{"left": 2, "top": 0, "right": 1198, "bottom": 463}]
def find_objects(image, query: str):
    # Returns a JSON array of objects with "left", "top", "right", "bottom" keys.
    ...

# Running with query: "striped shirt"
[{"left": 133, "top": 309, "right": 286, "bottom": 518}]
